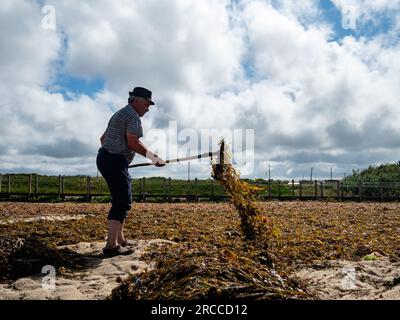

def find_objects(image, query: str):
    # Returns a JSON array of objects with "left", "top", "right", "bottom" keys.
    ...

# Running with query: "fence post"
[
  {"left": 61, "top": 175, "right": 65, "bottom": 200},
  {"left": 164, "top": 177, "right": 167, "bottom": 201},
  {"left": 268, "top": 179, "right": 272, "bottom": 200},
  {"left": 139, "top": 178, "right": 143, "bottom": 202},
  {"left": 380, "top": 182, "right": 384, "bottom": 201},
  {"left": 28, "top": 174, "right": 32, "bottom": 200},
  {"left": 314, "top": 180, "right": 318, "bottom": 199},
  {"left": 336, "top": 181, "right": 340, "bottom": 200},
  {"left": 299, "top": 181, "right": 303, "bottom": 199},
  {"left": 130, "top": 179, "right": 133, "bottom": 203},
  {"left": 86, "top": 176, "right": 92, "bottom": 203},
  {"left": 8, "top": 175, "right": 11, "bottom": 194},
  {"left": 35, "top": 175, "right": 39, "bottom": 195},
  {"left": 187, "top": 178, "right": 191, "bottom": 199},
  {"left": 292, "top": 179, "right": 295, "bottom": 199},
  {"left": 278, "top": 181, "right": 281, "bottom": 199},
  {"left": 142, "top": 177, "right": 146, "bottom": 202},
  {"left": 340, "top": 182, "right": 344, "bottom": 201},
  {"left": 320, "top": 181, "right": 324, "bottom": 199},
  {"left": 194, "top": 178, "right": 198, "bottom": 202},
  {"left": 58, "top": 175, "right": 62, "bottom": 199},
  {"left": 168, "top": 177, "right": 171, "bottom": 202}
]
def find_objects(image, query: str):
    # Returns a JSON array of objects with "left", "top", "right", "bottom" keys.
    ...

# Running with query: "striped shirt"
[{"left": 102, "top": 105, "right": 143, "bottom": 163}]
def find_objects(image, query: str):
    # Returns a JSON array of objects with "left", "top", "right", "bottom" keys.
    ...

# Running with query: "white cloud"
[
  {"left": 1, "top": 0, "right": 400, "bottom": 180},
  {"left": 0, "top": 0, "right": 60, "bottom": 87},
  {"left": 49, "top": 0, "right": 245, "bottom": 96}
]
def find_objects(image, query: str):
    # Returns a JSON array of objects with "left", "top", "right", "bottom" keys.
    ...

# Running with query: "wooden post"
[
  {"left": 58, "top": 175, "right": 62, "bottom": 198},
  {"left": 187, "top": 178, "right": 191, "bottom": 197},
  {"left": 35, "top": 175, "right": 39, "bottom": 195},
  {"left": 142, "top": 177, "right": 146, "bottom": 202},
  {"left": 380, "top": 182, "right": 384, "bottom": 201},
  {"left": 61, "top": 175, "right": 65, "bottom": 200},
  {"left": 340, "top": 182, "right": 344, "bottom": 201},
  {"left": 139, "top": 178, "right": 143, "bottom": 201},
  {"left": 86, "top": 176, "right": 92, "bottom": 203},
  {"left": 168, "top": 177, "right": 171, "bottom": 202},
  {"left": 292, "top": 179, "right": 295, "bottom": 199},
  {"left": 278, "top": 181, "right": 281, "bottom": 199},
  {"left": 314, "top": 180, "right": 318, "bottom": 199},
  {"left": 336, "top": 180, "right": 340, "bottom": 200},
  {"left": 320, "top": 181, "right": 324, "bottom": 199},
  {"left": 299, "top": 180, "right": 303, "bottom": 199},
  {"left": 194, "top": 178, "right": 198, "bottom": 202},
  {"left": 164, "top": 177, "right": 167, "bottom": 201},
  {"left": 130, "top": 178, "right": 133, "bottom": 203},
  {"left": 28, "top": 174, "right": 32, "bottom": 199},
  {"left": 268, "top": 179, "right": 272, "bottom": 200}
]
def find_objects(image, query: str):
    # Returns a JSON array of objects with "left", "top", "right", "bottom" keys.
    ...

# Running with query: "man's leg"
[
  {"left": 104, "top": 219, "right": 121, "bottom": 249},
  {"left": 117, "top": 219, "right": 126, "bottom": 245},
  {"left": 116, "top": 168, "right": 131, "bottom": 246}
]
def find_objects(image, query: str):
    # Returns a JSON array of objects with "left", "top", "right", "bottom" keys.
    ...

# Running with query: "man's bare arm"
[{"left": 127, "top": 133, "right": 165, "bottom": 166}]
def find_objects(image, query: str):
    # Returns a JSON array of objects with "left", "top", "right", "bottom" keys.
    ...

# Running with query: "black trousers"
[{"left": 96, "top": 147, "right": 132, "bottom": 223}]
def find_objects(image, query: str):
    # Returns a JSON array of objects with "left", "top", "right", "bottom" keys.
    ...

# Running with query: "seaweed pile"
[
  {"left": 212, "top": 140, "right": 279, "bottom": 243},
  {"left": 0, "top": 236, "right": 85, "bottom": 281},
  {"left": 110, "top": 242, "right": 311, "bottom": 300},
  {"left": 0, "top": 211, "right": 107, "bottom": 282}
]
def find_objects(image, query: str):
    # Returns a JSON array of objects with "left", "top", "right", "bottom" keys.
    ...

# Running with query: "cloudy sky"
[{"left": 1, "top": 0, "right": 399, "bottom": 180}]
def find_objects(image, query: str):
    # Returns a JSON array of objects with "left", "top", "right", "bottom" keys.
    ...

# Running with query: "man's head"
[{"left": 128, "top": 87, "right": 155, "bottom": 117}]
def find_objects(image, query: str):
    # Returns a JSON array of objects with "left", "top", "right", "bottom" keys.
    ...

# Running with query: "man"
[{"left": 97, "top": 87, "right": 165, "bottom": 257}]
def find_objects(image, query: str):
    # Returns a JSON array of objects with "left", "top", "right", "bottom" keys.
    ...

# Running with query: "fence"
[{"left": 1, "top": 173, "right": 400, "bottom": 203}]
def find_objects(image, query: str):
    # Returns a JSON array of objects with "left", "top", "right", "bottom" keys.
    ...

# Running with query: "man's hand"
[
  {"left": 126, "top": 133, "right": 166, "bottom": 167},
  {"left": 152, "top": 155, "right": 166, "bottom": 167}
]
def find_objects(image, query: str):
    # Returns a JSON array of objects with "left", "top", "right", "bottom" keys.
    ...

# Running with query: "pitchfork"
[{"left": 128, "top": 141, "right": 226, "bottom": 180}]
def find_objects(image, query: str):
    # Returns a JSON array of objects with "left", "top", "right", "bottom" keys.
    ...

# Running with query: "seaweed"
[
  {"left": 110, "top": 243, "right": 311, "bottom": 300},
  {"left": 212, "top": 140, "right": 280, "bottom": 244},
  {"left": 0, "top": 236, "right": 86, "bottom": 281}
]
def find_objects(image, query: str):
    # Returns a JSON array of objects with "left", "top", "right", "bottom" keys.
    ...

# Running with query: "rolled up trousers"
[{"left": 96, "top": 147, "right": 132, "bottom": 223}]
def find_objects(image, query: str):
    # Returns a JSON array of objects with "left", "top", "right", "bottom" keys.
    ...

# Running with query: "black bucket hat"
[{"left": 129, "top": 87, "right": 155, "bottom": 105}]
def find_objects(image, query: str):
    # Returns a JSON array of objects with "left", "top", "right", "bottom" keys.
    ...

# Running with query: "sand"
[
  {"left": 294, "top": 252, "right": 400, "bottom": 300},
  {"left": 0, "top": 239, "right": 175, "bottom": 300},
  {"left": 0, "top": 214, "right": 93, "bottom": 225}
]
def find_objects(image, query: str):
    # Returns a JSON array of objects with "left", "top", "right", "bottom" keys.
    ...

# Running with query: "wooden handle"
[{"left": 128, "top": 151, "right": 218, "bottom": 168}]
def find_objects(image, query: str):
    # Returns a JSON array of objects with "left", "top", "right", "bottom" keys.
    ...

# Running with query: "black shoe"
[
  {"left": 102, "top": 245, "right": 134, "bottom": 257},
  {"left": 120, "top": 239, "right": 135, "bottom": 247}
]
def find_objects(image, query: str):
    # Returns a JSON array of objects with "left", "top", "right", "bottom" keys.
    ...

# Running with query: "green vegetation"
[
  {"left": 342, "top": 162, "right": 400, "bottom": 198},
  {"left": 343, "top": 162, "right": 400, "bottom": 184}
]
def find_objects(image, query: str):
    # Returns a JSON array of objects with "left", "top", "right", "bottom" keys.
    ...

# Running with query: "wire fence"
[{"left": 1, "top": 173, "right": 400, "bottom": 203}]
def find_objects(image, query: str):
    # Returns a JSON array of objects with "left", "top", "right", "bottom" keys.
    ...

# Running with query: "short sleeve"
[{"left": 127, "top": 114, "right": 143, "bottom": 138}]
